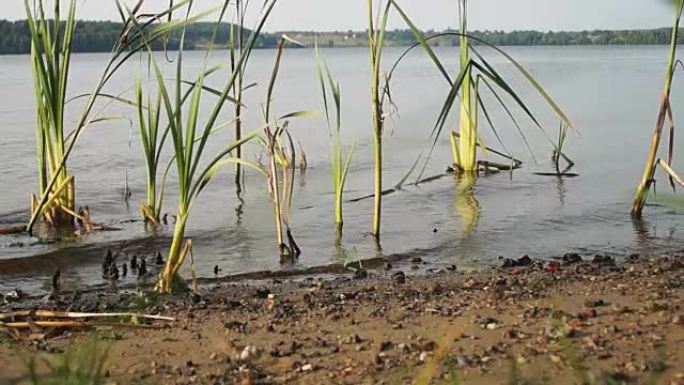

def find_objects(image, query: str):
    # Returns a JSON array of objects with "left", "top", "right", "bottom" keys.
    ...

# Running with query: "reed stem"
[{"left": 631, "top": 0, "right": 683, "bottom": 216}]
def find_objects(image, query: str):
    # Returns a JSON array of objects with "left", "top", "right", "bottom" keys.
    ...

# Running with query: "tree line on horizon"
[{"left": 0, "top": 19, "right": 681, "bottom": 55}]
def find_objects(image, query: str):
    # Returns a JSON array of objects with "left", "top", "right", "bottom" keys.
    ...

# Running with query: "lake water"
[{"left": 1, "top": 45, "right": 683, "bottom": 294}]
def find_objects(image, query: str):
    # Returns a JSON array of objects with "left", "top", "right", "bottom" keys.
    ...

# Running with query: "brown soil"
[{"left": 1, "top": 254, "right": 683, "bottom": 385}]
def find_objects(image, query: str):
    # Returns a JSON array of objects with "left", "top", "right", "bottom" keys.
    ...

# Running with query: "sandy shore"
[{"left": 1, "top": 253, "right": 683, "bottom": 385}]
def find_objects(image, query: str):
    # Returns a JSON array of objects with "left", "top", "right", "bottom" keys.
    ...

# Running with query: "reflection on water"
[
  {"left": 454, "top": 172, "right": 481, "bottom": 235},
  {"left": 632, "top": 216, "right": 652, "bottom": 243},
  {"left": 555, "top": 176, "right": 567, "bottom": 206}
]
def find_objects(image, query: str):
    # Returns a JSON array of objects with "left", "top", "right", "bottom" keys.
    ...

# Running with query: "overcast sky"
[{"left": 4, "top": 0, "right": 677, "bottom": 32}]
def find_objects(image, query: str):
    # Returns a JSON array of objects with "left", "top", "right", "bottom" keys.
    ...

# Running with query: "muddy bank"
[{"left": 1, "top": 253, "right": 683, "bottom": 385}]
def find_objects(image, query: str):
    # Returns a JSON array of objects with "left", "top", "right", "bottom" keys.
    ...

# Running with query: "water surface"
[{"left": 1, "top": 46, "right": 683, "bottom": 294}]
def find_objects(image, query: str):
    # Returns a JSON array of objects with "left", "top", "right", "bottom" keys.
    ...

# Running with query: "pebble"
[
  {"left": 239, "top": 345, "right": 259, "bottom": 361},
  {"left": 353, "top": 269, "right": 368, "bottom": 279},
  {"left": 392, "top": 271, "right": 406, "bottom": 284}
]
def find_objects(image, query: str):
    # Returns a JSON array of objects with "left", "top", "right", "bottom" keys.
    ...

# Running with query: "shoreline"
[{"left": 1, "top": 252, "right": 683, "bottom": 384}]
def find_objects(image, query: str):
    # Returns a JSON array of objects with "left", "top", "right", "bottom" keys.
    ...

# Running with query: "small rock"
[
  {"left": 379, "top": 341, "right": 394, "bottom": 352},
  {"left": 546, "top": 261, "right": 561, "bottom": 273},
  {"left": 392, "top": 271, "right": 406, "bottom": 284},
  {"left": 503, "top": 328, "right": 518, "bottom": 339},
  {"left": 501, "top": 258, "right": 517, "bottom": 268},
  {"left": 517, "top": 255, "right": 532, "bottom": 266},
  {"left": 592, "top": 254, "right": 615, "bottom": 265},
  {"left": 422, "top": 340, "right": 437, "bottom": 352},
  {"left": 419, "top": 351, "right": 430, "bottom": 362},
  {"left": 3, "top": 289, "right": 24, "bottom": 302},
  {"left": 353, "top": 269, "right": 368, "bottom": 279},
  {"left": 580, "top": 308, "right": 598, "bottom": 319},
  {"left": 463, "top": 278, "right": 478, "bottom": 289},
  {"left": 255, "top": 288, "right": 271, "bottom": 299},
  {"left": 239, "top": 345, "right": 259, "bottom": 361},
  {"left": 502, "top": 255, "right": 532, "bottom": 268},
  {"left": 562, "top": 253, "right": 583, "bottom": 265},
  {"left": 584, "top": 299, "right": 607, "bottom": 308}
]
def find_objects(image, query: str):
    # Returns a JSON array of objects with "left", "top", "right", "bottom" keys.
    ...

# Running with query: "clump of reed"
[
  {"left": 632, "top": 0, "right": 684, "bottom": 217},
  {"left": 25, "top": 0, "right": 196, "bottom": 234},
  {"left": 262, "top": 124, "right": 301, "bottom": 261},
  {"left": 148, "top": 0, "right": 280, "bottom": 292},
  {"left": 134, "top": 70, "right": 168, "bottom": 225},
  {"left": 25, "top": 0, "right": 77, "bottom": 229},
  {"left": 257, "top": 36, "right": 312, "bottom": 261},
  {"left": 314, "top": 43, "right": 356, "bottom": 236},
  {"left": 389, "top": 0, "right": 573, "bottom": 178}
]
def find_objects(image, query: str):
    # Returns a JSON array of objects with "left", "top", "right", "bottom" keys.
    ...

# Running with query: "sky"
[{"left": 3, "top": 0, "right": 677, "bottom": 32}]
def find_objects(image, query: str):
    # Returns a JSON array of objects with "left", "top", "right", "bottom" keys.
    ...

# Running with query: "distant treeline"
[{"left": 0, "top": 19, "right": 682, "bottom": 55}]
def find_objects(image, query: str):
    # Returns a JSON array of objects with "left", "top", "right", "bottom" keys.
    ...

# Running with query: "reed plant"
[
  {"left": 314, "top": 43, "right": 356, "bottom": 235},
  {"left": 228, "top": 0, "right": 251, "bottom": 191},
  {"left": 389, "top": 0, "right": 573, "bottom": 177},
  {"left": 367, "top": 0, "right": 392, "bottom": 239},
  {"left": 25, "top": 0, "right": 77, "bottom": 229},
  {"left": 134, "top": 72, "right": 167, "bottom": 225},
  {"left": 631, "top": 0, "right": 684, "bottom": 216},
  {"left": 26, "top": 0, "right": 198, "bottom": 234},
  {"left": 262, "top": 124, "right": 301, "bottom": 260},
  {"left": 258, "top": 36, "right": 312, "bottom": 260},
  {"left": 23, "top": 338, "right": 109, "bottom": 385},
  {"left": 133, "top": 57, "right": 229, "bottom": 225},
  {"left": 552, "top": 122, "right": 574, "bottom": 174},
  {"left": 148, "top": 0, "right": 280, "bottom": 292}
]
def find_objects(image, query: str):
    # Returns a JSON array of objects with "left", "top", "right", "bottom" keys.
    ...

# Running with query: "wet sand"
[{"left": 1, "top": 253, "right": 683, "bottom": 385}]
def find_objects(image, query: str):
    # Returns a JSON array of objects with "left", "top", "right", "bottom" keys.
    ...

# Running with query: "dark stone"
[
  {"left": 501, "top": 258, "right": 516, "bottom": 268},
  {"left": 562, "top": 253, "right": 583, "bottom": 265},
  {"left": 392, "top": 271, "right": 406, "bottom": 284},
  {"left": 592, "top": 254, "right": 615, "bottom": 265},
  {"left": 255, "top": 288, "right": 271, "bottom": 299},
  {"left": 353, "top": 269, "right": 368, "bottom": 280},
  {"left": 517, "top": 255, "right": 532, "bottom": 266}
]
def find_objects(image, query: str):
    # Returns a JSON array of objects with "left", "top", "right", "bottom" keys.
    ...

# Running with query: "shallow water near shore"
[{"left": 1, "top": 45, "right": 683, "bottom": 294}]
